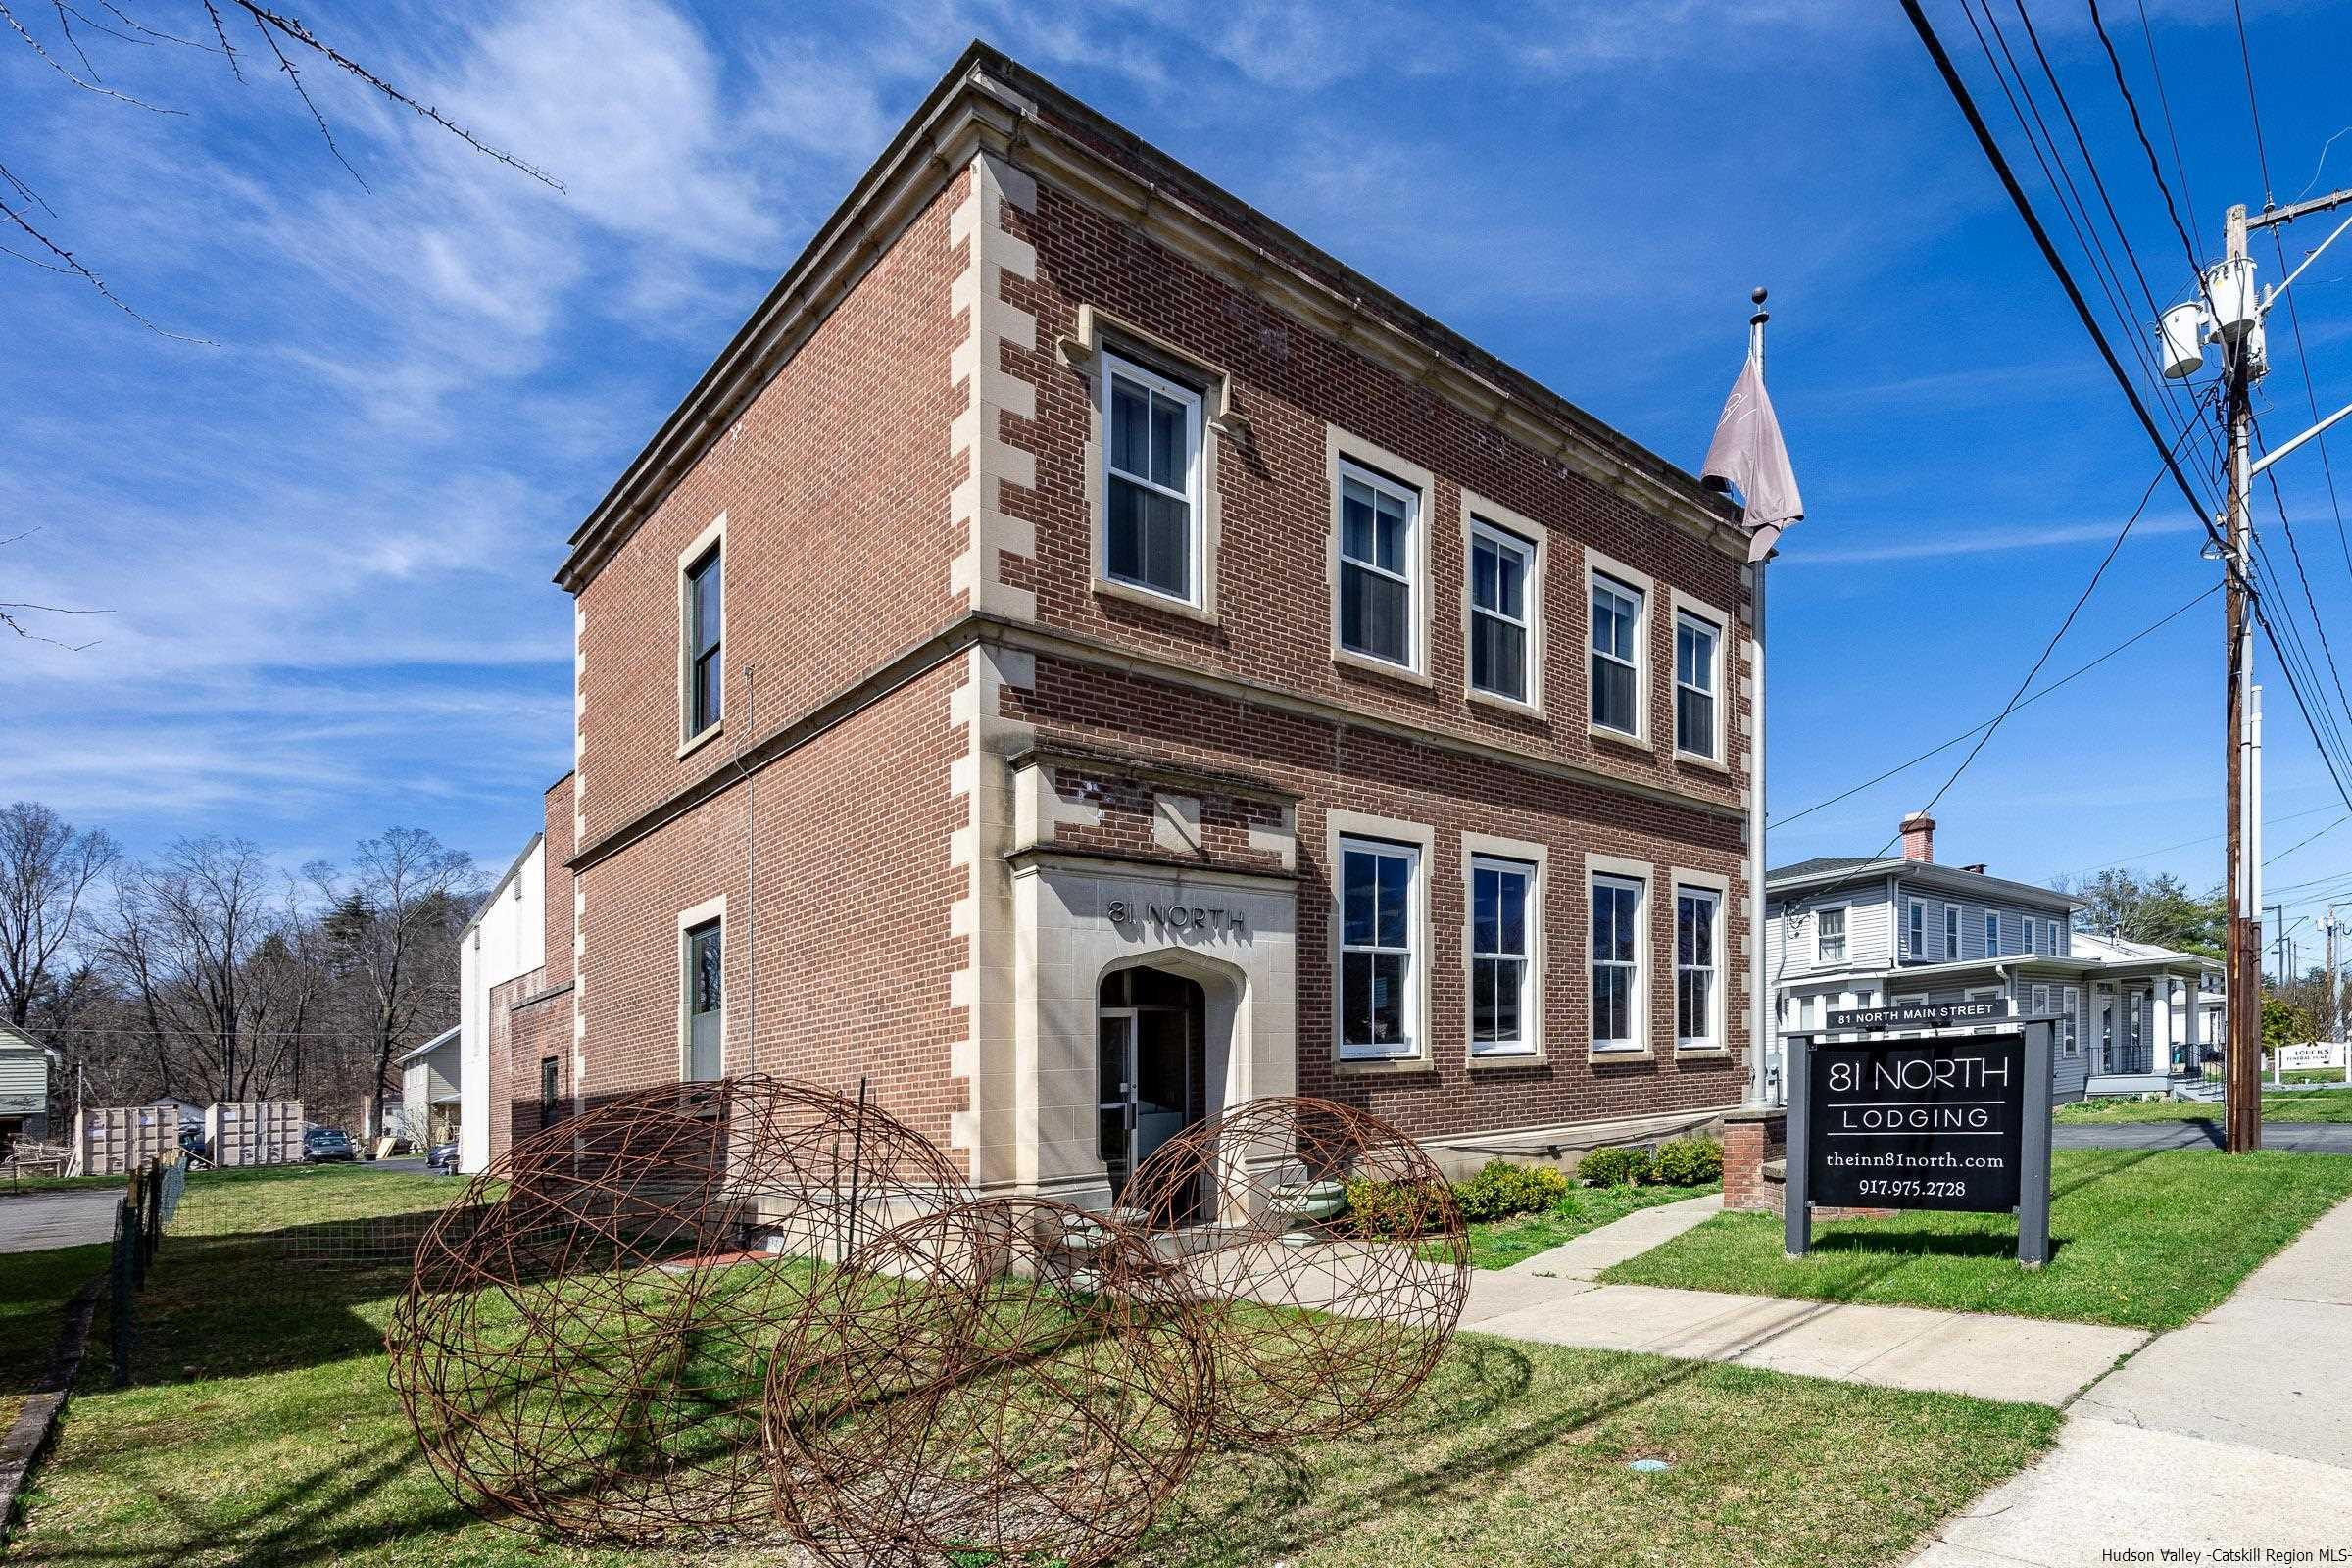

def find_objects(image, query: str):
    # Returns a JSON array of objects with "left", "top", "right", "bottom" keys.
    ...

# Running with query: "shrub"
[
  {"left": 1576, "top": 1145, "right": 1655, "bottom": 1188},
  {"left": 1652, "top": 1137, "right": 1724, "bottom": 1187},
  {"left": 1344, "top": 1175, "right": 1451, "bottom": 1238},
  {"left": 1450, "top": 1159, "right": 1572, "bottom": 1223}
]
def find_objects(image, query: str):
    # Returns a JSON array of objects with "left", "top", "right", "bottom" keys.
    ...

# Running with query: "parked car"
[
  {"left": 303, "top": 1127, "right": 356, "bottom": 1163},
  {"left": 177, "top": 1125, "right": 208, "bottom": 1157},
  {"left": 426, "top": 1139, "right": 459, "bottom": 1174}
]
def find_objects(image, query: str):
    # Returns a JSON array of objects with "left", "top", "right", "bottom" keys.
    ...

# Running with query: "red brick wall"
[
  {"left": 542, "top": 773, "right": 574, "bottom": 990},
  {"left": 1005, "top": 653, "right": 1747, "bottom": 1139},
  {"left": 995, "top": 177, "right": 1751, "bottom": 814},
  {"left": 571, "top": 169, "right": 972, "bottom": 847},
  {"left": 571, "top": 661, "right": 968, "bottom": 1152},
  {"left": 1044, "top": 761, "right": 1291, "bottom": 875}
]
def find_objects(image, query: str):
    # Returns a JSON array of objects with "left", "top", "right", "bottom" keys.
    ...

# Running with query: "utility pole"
[
  {"left": 2168, "top": 189, "right": 2352, "bottom": 1152},
  {"left": 2332, "top": 902, "right": 2352, "bottom": 1083}
]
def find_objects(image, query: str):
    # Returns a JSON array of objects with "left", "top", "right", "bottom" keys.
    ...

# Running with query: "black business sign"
[
  {"left": 1826, "top": 1000, "right": 2008, "bottom": 1031},
  {"left": 1807, "top": 1033, "right": 2027, "bottom": 1213}
]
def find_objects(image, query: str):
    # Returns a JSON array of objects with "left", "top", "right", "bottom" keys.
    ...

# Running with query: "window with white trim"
[
  {"left": 1338, "top": 463, "right": 1417, "bottom": 667},
  {"left": 1339, "top": 838, "right": 1418, "bottom": 1058},
  {"left": 1815, "top": 906, "right": 1846, "bottom": 965},
  {"left": 2032, "top": 983, "right": 2051, "bottom": 1016},
  {"left": 1102, "top": 352, "right": 1202, "bottom": 603},
  {"left": 1944, "top": 904, "right": 1962, "bottom": 961},
  {"left": 1673, "top": 611, "right": 1720, "bottom": 759},
  {"left": 1591, "top": 872, "right": 1644, "bottom": 1052},
  {"left": 683, "top": 542, "right": 722, "bottom": 738},
  {"left": 2062, "top": 985, "right": 2081, "bottom": 1054},
  {"left": 1905, "top": 898, "right": 1928, "bottom": 958},
  {"left": 1984, "top": 909, "right": 2000, "bottom": 956},
  {"left": 1590, "top": 573, "right": 1643, "bottom": 736},
  {"left": 1676, "top": 885, "right": 1721, "bottom": 1048},
  {"left": 1468, "top": 520, "right": 1533, "bottom": 703},
  {"left": 1470, "top": 856, "right": 1534, "bottom": 1055}
]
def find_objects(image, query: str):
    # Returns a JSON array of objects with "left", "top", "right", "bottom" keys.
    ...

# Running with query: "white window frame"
[
  {"left": 1905, "top": 897, "right": 1928, "bottom": 959},
  {"left": 1670, "top": 597, "right": 1727, "bottom": 765},
  {"left": 1329, "top": 814, "right": 1433, "bottom": 1066},
  {"left": 1335, "top": 459, "right": 1421, "bottom": 672},
  {"left": 1984, "top": 908, "right": 2000, "bottom": 957},
  {"left": 1813, "top": 903, "right": 1848, "bottom": 967},
  {"left": 676, "top": 513, "right": 726, "bottom": 757},
  {"left": 1325, "top": 428, "right": 1434, "bottom": 683},
  {"left": 1097, "top": 349, "right": 1205, "bottom": 610},
  {"left": 1466, "top": 514, "right": 1539, "bottom": 709},
  {"left": 1467, "top": 846, "right": 1542, "bottom": 1059},
  {"left": 2062, "top": 985, "right": 2081, "bottom": 1055},
  {"left": 1587, "top": 561, "right": 1649, "bottom": 744},
  {"left": 1674, "top": 875, "right": 1727, "bottom": 1052},
  {"left": 1588, "top": 855, "right": 1650, "bottom": 1055},
  {"left": 1943, "top": 903, "right": 1962, "bottom": 961}
]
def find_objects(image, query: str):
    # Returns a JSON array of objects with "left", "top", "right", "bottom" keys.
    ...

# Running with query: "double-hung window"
[
  {"left": 1944, "top": 905, "right": 1962, "bottom": 961},
  {"left": 1675, "top": 885, "right": 1720, "bottom": 1049},
  {"left": 684, "top": 543, "right": 722, "bottom": 738},
  {"left": 1591, "top": 872, "right": 1644, "bottom": 1052},
  {"left": 538, "top": 1057, "right": 561, "bottom": 1131},
  {"left": 1468, "top": 521, "right": 1534, "bottom": 702},
  {"left": 1673, "top": 612, "right": 1720, "bottom": 759},
  {"left": 1340, "top": 838, "right": 1418, "bottom": 1058},
  {"left": 2061, "top": 986, "right": 2081, "bottom": 1054},
  {"left": 1590, "top": 574, "right": 1643, "bottom": 736},
  {"left": 1905, "top": 898, "right": 1927, "bottom": 958},
  {"left": 1338, "top": 464, "right": 1417, "bottom": 667},
  {"left": 1984, "top": 909, "right": 2000, "bottom": 956},
  {"left": 1815, "top": 906, "right": 1846, "bottom": 965},
  {"left": 1102, "top": 353, "right": 1202, "bottom": 604},
  {"left": 1470, "top": 856, "right": 1534, "bottom": 1055}
]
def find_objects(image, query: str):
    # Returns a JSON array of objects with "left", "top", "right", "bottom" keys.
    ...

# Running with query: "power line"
[
  {"left": 2130, "top": 0, "right": 2201, "bottom": 265},
  {"left": 2051, "top": 800, "right": 2342, "bottom": 880},
  {"left": 1901, "top": 0, "right": 2230, "bottom": 549},
  {"left": 1771, "top": 580, "right": 2216, "bottom": 830},
  {"left": 2266, "top": 811, "right": 2352, "bottom": 867},
  {"left": 2231, "top": 0, "right": 2277, "bottom": 203},
  {"left": 1868, "top": 443, "right": 2185, "bottom": 858}
]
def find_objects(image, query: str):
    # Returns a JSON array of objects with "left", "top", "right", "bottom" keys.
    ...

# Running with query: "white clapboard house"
[{"left": 1766, "top": 813, "right": 2224, "bottom": 1102}]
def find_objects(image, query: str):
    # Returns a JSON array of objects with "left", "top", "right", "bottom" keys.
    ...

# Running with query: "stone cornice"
[{"left": 559, "top": 42, "right": 1748, "bottom": 594}]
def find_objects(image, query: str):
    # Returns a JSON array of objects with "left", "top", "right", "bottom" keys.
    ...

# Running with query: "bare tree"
[
  {"left": 312, "top": 827, "right": 472, "bottom": 1142},
  {"left": 100, "top": 833, "right": 282, "bottom": 1102},
  {"left": 0, "top": 799, "right": 120, "bottom": 1027},
  {"left": 3, "top": 0, "right": 562, "bottom": 336}
]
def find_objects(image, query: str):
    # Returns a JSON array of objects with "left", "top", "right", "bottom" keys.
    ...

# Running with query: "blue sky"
[{"left": 5, "top": 0, "right": 2352, "bottom": 934}]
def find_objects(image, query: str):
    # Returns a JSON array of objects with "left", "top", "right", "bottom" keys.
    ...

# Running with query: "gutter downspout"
[{"left": 729, "top": 665, "right": 760, "bottom": 1075}]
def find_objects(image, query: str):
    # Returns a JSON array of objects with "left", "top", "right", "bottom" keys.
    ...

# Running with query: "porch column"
[
  {"left": 2149, "top": 973, "right": 2176, "bottom": 1077},
  {"left": 2180, "top": 969, "right": 2201, "bottom": 1077}
]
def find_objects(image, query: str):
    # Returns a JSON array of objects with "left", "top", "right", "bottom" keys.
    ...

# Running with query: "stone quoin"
[{"left": 491, "top": 42, "right": 1772, "bottom": 1200}]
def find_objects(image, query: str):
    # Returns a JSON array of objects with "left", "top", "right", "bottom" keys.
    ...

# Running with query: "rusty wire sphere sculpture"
[
  {"left": 1118, "top": 1095, "right": 1470, "bottom": 1446},
  {"left": 766, "top": 1196, "right": 1210, "bottom": 1568},
  {"left": 386, "top": 1075, "right": 966, "bottom": 1544}
]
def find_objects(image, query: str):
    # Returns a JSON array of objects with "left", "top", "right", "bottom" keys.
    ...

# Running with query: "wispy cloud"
[{"left": 1788, "top": 517, "right": 2205, "bottom": 564}]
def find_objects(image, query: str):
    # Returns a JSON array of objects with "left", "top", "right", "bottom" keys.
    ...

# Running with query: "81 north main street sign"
[{"left": 1784, "top": 1013, "right": 2055, "bottom": 1268}]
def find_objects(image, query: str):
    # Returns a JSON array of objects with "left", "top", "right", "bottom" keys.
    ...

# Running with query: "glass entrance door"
[{"left": 1096, "top": 967, "right": 1202, "bottom": 1206}]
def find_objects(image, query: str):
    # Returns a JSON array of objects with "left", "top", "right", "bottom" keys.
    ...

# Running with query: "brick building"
[{"left": 503, "top": 43, "right": 1772, "bottom": 1200}]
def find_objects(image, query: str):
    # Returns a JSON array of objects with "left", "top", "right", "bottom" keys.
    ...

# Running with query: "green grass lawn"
[
  {"left": 0, "top": 1162, "right": 2065, "bottom": 1568},
  {"left": 1601, "top": 1148, "right": 2352, "bottom": 1331},
  {"left": 0, "top": 1242, "right": 103, "bottom": 1437},
  {"left": 1464, "top": 1181, "right": 1719, "bottom": 1270},
  {"left": 2058, "top": 1088, "right": 2352, "bottom": 1125}
]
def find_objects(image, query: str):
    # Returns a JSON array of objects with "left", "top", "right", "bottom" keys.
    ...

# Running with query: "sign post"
[{"left": 1785, "top": 1002, "right": 2054, "bottom": 1269}]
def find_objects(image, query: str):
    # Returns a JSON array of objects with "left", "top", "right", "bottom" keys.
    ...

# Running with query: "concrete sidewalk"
[
  {"left": 1501, "top": 1192, "right": 1724, "bottom": 1279},
  {"left": 1465, "top": 1259, "right": 2142, "bottom": 1407},
  {"left": 1908, "top": 1197, "right": 2352, "bottom": 1566}
]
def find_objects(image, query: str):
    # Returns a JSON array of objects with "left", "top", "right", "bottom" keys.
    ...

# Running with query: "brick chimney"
[{"left": 1899, "top": 811, "right": 1936, "bottom": 863}]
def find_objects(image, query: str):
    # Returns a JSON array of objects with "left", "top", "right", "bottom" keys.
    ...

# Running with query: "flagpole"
[{"left": 1746, "top": 287, "right": 1775, "bottom": 1106}]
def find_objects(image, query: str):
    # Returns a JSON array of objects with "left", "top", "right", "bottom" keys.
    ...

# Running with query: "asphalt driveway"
[
  {"left": 2055, "top": 1118, "right": 2352, "bottom": 1154},
  {"left": 0, "top": 1189, "right": 120, "bottom": 1254}
]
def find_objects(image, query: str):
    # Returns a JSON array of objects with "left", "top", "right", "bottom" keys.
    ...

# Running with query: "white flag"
[{"left": 1702, "top": 352, "right": 1803, "bottom": 562}]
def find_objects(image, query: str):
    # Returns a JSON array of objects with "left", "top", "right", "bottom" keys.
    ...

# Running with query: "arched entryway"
[{"left": 1095, "top": 965, "right": 1207, "bottom": 1203}]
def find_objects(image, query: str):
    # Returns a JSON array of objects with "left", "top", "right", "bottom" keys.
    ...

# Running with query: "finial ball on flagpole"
[{"left": 1751, "top": 285, "right": 1768, "bottom": 305}]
